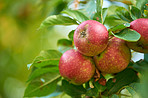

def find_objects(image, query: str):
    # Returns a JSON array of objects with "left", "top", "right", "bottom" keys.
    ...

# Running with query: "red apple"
[
  {"left": 59, "top": 49, "right": 95, "bottom": 85},
  {"left": 74, "top": 20, "right": 108, "bottom": 56},
  {"left": 126, "top": 18, "right": 148, "bottom": 53},
  {"left": 94, "top": 37, "right": 131, "bottom": 74}
]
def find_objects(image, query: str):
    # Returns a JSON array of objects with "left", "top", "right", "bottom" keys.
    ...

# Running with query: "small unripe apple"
[
  {"left": 94, "top": 37, "right": 131, "bottom": 74},
  {"left": 59, "top": 49, "right": 95, "bottom": 85},
  {"left": 74, "top": 20, "right": 108, "bottom": 56},
  {"left": 126, "top": 18, "right": 148, "bottom": 53}
]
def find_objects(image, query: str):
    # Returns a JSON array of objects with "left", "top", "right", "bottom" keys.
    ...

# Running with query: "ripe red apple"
[
  {"left": 126, "top": 18, "right": 148, "bottom": 53},
  {"left": 74, "top": 20, "right": 108, "bottom": 56},
  {"left": 94, "top": 37, "right": 131, "bottom": 74},
  {"left": 59, "top": 49, "right": 95, "bottom": 85}
]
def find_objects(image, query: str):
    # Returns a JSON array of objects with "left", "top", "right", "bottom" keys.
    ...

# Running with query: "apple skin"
[
  {"left": 74, "top": 20, "right": 108, "bottom": 56},
  {"left": 94, "top": 37, "right": 131, "bottom": 74},
  {"left": 59, "top": 49, "right": 95, "bottom": 85},
  {"left": 126, "top": 18, "right": 148, "bottom": 53}
]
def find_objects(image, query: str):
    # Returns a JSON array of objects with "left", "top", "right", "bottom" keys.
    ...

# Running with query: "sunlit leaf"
[
  {"left": 39, "top": 15, "right": 78, "bottom": 29},
  {"left": 61, "top": 9, "right": 89, "bottom": 23},
  {"left": 111, "top": 28, "right": 141, "bottom": 42}
]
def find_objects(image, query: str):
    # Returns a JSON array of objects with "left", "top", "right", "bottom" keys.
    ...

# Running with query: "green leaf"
[
  {"left": 111, "top": 28, "right": 141, "bottom": 42},
  {"left": 24, "top": 74, "right": 61, "bottom": 97},
  {"left": 86, "top": 80, "right": 106, "bottom": 97},
  {"left": 47, "top": 85, "right": 63, "bottom": 98},
  {"left": 144, "top": 54, "right": 148, "bottom": 62},
  {"left": 115, "top": 7, "right": 133, "bottom": 22},
  {"left": 96, "top": 0, "right": 103, "bottom": 14},
  {"left": 109, "top": 23, "right": 130, "bottom": 34},
  {"left": 94, "top": 80, "right": 106, "bottom": 93},
  {"left": 58, "top": 47, "right": 73, "bottom": 54},
  {"left": 132, "top": 60, "right": 148, "bottom": 74},
  {"left": 32, "top": 50, "right": 62, "bottom": 68},
  {"left": 86, "top": 74, "right": 106, "bottom": 97},
  {"left": 129, "top": 83, "right": 140, "bottom": 92},
  {"left": 104, "top": 15, "right": 126, "bottom": 27},
  {"left": 138, "top": 71, "right": 148, "bottom": 98},
  {"left": 96, "top": 0, "right": 103, "bottom": 23},
  {"left": 130, "top": 6, "right": 142, "bottom": 20},
  {"left": 68, "top": 30, "right": 75, "bottom": 41},
  {"left": 127, "top": 82, "right": 147, "bottom": 98},
  {"left": 62, "top": 80, "right": 86, "bottom": 97},
  {"left": 27, "top": 67, "right": 59, "bottom": 82},
  {"left": 39, "top": 15, "right": 78, "bottom": 29},
  {"left": 57, "top": 39, "right": 73, "bottom": 53},
  {"left": 57, "top": 39, "right": 72, "bottom": 46},
  {"left": 61, "top": 9, "right": 89, "bottom": 23},
  {"left": 82, "top": 0, "right": 96, "bottom": 19},
  {"left": 105, "top": 68, "right": 139, "bottom": 95},
  {"left": 136, "top": 0, "right": 145, "bottom": 9},
  {"left": 93, "top": 13, "right": 101, "bottom": 22},
  {"left": 111, "top": 94, "right": 119, "bottom": 98},
  {"left": 102, "top": 8, "right": 108, "bottom": 23},
  {"left": 93, "top": 8, "right": 108, "bottom": 24},
  {"left": 125, "top": 85, "right": 138, "bottom": 97}
]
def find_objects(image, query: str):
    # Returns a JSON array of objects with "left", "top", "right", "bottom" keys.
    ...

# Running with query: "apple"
[
  {"left": 126, "top": 18, "right": 148, "bottom": 53},
  {"left": 94, "top": 37, "right": 131, "bottom": 74},
  {"left": 74, "top": 20, "right": 108, "bottom": 56},
  {"left": 59, "top": 49, "right": 95, "bottom": 85}
]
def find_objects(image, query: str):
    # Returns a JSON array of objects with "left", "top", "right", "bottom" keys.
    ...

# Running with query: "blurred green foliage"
[{"left": 0, "top": 0, "right": 70, "bottom": 97}]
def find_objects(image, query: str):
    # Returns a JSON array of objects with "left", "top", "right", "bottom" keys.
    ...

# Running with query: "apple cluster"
[{"left": 59, "top": 18, "right": 148, "bottom": 85}]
